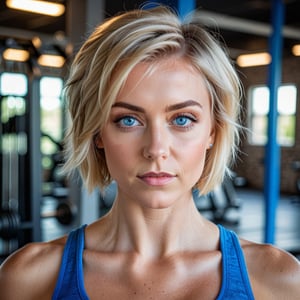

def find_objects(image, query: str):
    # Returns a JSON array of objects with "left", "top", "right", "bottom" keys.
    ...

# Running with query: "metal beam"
[
  {"left": 264, "top": 0, "right": 284, "bottom": 244},
  {"left": 196, "top": 10, "right": 300, "bottom": 40},
  {"left": 2, "top": 7, "right": 300, "bottom": 43},
  {"left": 0, "top": 26, "right": 69, "bottom": 48},
  {"left": 0, "top": 26, "right": 66, "bottom": 42}
]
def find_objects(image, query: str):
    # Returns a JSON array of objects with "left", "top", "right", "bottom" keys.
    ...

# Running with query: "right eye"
[{"left": 114, "top": 115, "right": 141, "bottom": 128}]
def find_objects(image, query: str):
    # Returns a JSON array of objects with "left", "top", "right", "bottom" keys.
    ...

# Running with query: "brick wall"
[{"left": 233, "top": 56, "right": 300, "bottom": 194}]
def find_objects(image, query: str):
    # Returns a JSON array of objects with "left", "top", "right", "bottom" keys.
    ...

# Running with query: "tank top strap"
[
  {"left": 52, "top": 225, "right": 89, "bottom": 300},
  {"left": 216, "top": 225, "right": 255, "bottom": 300}
]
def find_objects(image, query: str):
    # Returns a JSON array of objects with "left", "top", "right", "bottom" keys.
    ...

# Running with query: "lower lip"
[{"left": 138, "top": 175, "right": 175, "bottom": 186}]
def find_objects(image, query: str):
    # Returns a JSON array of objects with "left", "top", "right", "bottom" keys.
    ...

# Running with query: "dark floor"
[
  {"left": 41, "top": 188, "right": 300, "bottom": 260},
  {"left": 224, "top": 188, "right": 300, "bottom": 258}
]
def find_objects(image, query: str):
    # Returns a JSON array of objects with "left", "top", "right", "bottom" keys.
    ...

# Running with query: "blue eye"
[
  {"left": 173, "top": 115, "right": 193, "bottom": 127},
  {"left": 117, "top": 116, "right": 140, "bottom": 127}
]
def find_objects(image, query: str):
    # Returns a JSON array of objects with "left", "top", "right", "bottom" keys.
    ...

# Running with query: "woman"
[{"left": 0, "top": 6, "right": 299, "bottom": 300}]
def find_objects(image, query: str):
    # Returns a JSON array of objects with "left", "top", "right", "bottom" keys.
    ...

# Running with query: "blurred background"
[{"left": 0, "top": 0, "right": 299, "bottom": 262}]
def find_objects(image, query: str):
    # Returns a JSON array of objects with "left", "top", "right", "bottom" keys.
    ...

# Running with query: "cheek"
[
  {"left": 102, "top": 139, "right": 136, "bottom": 175},
  {"left": 180, "top": 139, "right": 208, "bottom": 176},
  {"left": 188, "top": 144, "right": 207, "bottom": 165},
  {"left": 104, "top": 142, "right": 123, "bottom": 162}
]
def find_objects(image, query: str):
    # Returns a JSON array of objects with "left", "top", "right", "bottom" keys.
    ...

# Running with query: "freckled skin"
[
  {"left": 98, "top": 58, "right": 214, "bottom": 211},
  {"left": 0, "top": 58, "right": 300, "bottom": 300}
]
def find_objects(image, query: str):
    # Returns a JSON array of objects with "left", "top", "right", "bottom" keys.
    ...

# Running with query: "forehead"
[
  {"left": 129, "top": 57, "right": 201, "bottom": 82},
  {"left": 116, "top": 57, "right": 210, "bottom": 104}
]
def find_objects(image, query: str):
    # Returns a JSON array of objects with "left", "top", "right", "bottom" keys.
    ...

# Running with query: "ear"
[
  {"left": 207, "top": 128, "right": 215, "bottom": 150},
  {"left": 94, "top": 133, "right": 104, "bottom": 149}
]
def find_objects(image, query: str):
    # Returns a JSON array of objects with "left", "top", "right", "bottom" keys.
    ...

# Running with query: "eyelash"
[
  {"left": 171, "top": 113, "right": 198, "bottom": 129},
  {"left": 113, "top": 113, "right": 198, "bottom": 130},
  {"left": 113, "top": 115, "right": 142, "bottom": 131},
  {"left": 114, "top": 115, "right": 141, "bottom": 128}
]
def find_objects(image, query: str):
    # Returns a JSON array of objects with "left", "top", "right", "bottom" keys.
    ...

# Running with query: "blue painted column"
[
  {"left": 177, "top": 0, "right": 196, "bottom": 18},
  {"left": 264, "top": 0, "right": 285, "bottom": 243},
  {"left": 148, "top": 0, "right": 196, "bottom": 18}
]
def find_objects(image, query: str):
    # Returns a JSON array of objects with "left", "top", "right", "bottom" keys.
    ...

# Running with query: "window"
[
  {"left": 0, "top": 72, "right": 27, "bottom": 96},
  {"left": 248, "top": 84, "right": 297, "bottom": 146},
  {"left": 0, "top": 72, "right": 28, "bottom": 154},
  {"left": 40, "top": 76, "right": 64, "bottom": 155},
  {"left": 39, "top": 76, "right": 64, "bottom": 182}
]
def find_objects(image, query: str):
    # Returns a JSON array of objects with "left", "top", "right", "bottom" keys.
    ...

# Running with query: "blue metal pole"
[
  {"left": 146, "top": 0, "right": 196, "bottom": 18},
  {"left": 177, "top": 0, "right": 196, "bottom": 18},
  {"left": 264, "top": 0, "right": 285, "bottom": 244}
]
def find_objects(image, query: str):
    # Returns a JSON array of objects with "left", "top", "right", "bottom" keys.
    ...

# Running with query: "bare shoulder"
[
  {"left": 241, "top": 238, "right": 300, "bottom": 299},
  {"left": 0, "top": 237, "right": 66, "bottom": 300}
]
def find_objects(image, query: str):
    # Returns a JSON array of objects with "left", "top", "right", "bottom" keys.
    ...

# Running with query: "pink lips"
[{"left": 138, "top": 172, "right": 176, "bottom": 186}]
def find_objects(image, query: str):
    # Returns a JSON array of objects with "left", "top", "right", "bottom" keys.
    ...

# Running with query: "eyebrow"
[
  {"left": 166, "top": 100, "right": 203, "bottom": 112},
  {"left": 112, "top": 100, "right": 202, "bottom": 113},
  {"left": 112, "top": 102, "right": 145, "bottom": 112}
]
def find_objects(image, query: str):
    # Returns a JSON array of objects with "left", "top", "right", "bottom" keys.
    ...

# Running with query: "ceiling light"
[
  {"left": 3, "top": 48, "right": 30, "bottom": 62},
  {"left": 32, "top": 36, "right": 42, "bottom": 49},
  {"left": 6, "top": 0, "right": 65, "bottom": 17},
  {"left": 236, "top": 52, "right": 271, "bottom": 67},
  {"left": 292, "top": 44, "right": 300, "bottom": 56},
  {"left": 37, "top": 54, "right": 65, "bottom": 68}
]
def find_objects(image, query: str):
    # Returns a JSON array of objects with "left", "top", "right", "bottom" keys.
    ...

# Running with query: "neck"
[{"left": 104, "top": 194, "right": 208, "bottom": 259}]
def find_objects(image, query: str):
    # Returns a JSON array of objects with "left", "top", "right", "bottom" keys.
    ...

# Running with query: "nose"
[{"left": 142, "top": 124, "right": 170, "bottom": 160}]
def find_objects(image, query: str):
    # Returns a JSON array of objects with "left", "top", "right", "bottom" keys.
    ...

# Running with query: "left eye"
[
  {"left": 117, "top": 116, "right": 141, "bottom": 127},
  {"left": 172, "top": 115, "right": 194, "bottom": 127}
]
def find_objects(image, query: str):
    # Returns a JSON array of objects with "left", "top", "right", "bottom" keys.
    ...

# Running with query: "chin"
[{"left": 139, "top": 194, "right": 179, "bottom": 210}]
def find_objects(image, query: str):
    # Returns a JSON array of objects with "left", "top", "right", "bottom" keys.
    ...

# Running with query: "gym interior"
[{"left": 0, "top": 0, "right": 300, "bottom": 262}]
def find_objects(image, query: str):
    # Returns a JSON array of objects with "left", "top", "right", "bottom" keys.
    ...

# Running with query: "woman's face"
[{"left": 97, "top": 58, "right": 214, "bottom": 209}]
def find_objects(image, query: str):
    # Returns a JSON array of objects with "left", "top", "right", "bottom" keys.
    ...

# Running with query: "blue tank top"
[{"left": 52, "top": 225, "right": 255, "bottom": 299}]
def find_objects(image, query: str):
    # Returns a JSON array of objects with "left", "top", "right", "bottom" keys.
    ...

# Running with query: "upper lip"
[{"left": 138, "top": 172, "right": 176, "bottom": 178}]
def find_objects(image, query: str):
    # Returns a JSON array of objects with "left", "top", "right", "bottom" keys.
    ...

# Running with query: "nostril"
[{"left": 142, "top": 147, "right": 169, "bottom": 160}]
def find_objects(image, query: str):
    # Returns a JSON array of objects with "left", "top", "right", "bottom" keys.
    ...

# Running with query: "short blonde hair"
[{"left": 63, "top": 6, "right": 241, "bottom": 195}]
